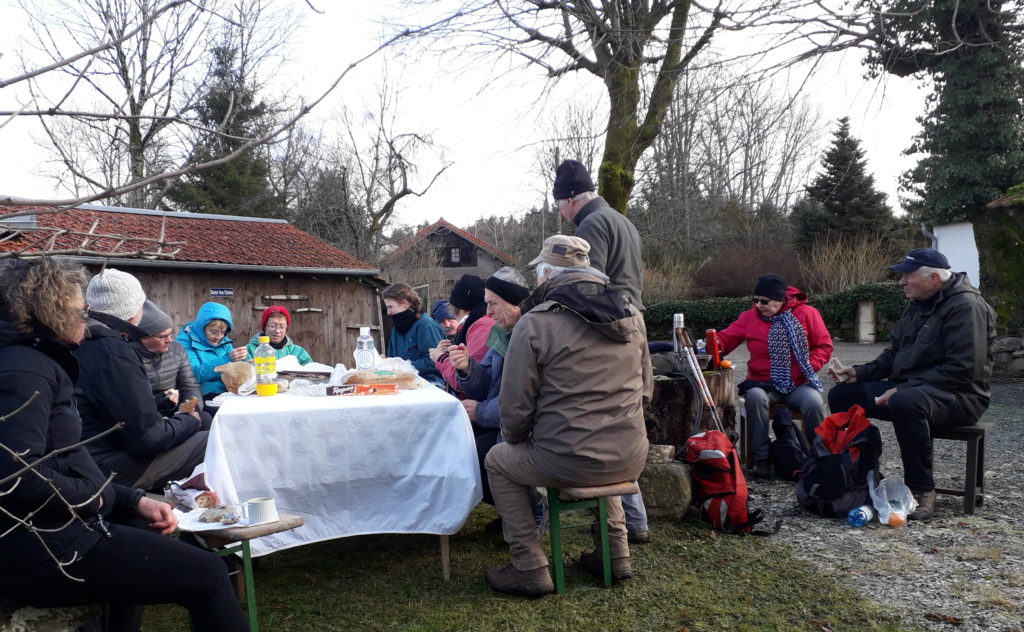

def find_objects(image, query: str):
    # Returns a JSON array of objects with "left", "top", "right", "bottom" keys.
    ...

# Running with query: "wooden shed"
[{"left": 0, "top": 204, "right": 386, "bottom": 365}]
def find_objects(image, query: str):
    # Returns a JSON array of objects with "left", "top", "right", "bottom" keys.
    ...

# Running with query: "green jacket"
[{"left": 246, "top": 333, "right": 313, "bottom": 365}]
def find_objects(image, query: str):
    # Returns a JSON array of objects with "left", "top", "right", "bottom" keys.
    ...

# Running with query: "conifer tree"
[
  {"left": 791, "top": 117, "right": 894, "bottom": 250},
  {"left": 166, "top": 46, "right": 283, "bottom": 217}
]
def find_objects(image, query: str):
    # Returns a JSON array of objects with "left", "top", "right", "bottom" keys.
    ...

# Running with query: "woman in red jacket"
[{"left": 718, "top": 274, "right": 833, "bottom": 479}]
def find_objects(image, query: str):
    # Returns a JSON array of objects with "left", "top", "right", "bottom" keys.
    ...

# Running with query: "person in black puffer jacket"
[
  {"left": 0, "top": 258, "right": 247, "bottom": 631},
  {"left": 74, "top": 269, "right": 208, "bottom": 491}
]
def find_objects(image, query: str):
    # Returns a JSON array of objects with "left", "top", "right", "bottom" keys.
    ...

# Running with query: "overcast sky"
[{"left": 0, "top": 1, "right": 929, "bottom": 229}]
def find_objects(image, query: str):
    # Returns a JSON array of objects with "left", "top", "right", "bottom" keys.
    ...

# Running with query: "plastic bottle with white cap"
[{"left": 353, "top": 327, "right": 378, "bottom": 370}]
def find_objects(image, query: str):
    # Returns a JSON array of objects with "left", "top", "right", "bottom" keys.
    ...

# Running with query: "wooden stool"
[
  {"left": 546, "top": 482, "right": 638, "bottom": 594},
  {"left": 930, "top": 422, "right": 992, "bottom": 515},
  {"left": 189, "top": 513, "right": 304, "bottom": 632},
  {"left": 740, "top": 403, "right": 805, "bottom": 468}
]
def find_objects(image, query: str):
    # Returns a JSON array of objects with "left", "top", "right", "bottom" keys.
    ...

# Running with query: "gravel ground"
[{"left": 726, "top": 342, "right": 1024, "bottom": 632}]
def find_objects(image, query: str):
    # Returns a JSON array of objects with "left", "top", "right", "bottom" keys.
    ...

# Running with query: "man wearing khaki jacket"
[{"left": 483, "top": 235, "right": 652, "bottom": 597}]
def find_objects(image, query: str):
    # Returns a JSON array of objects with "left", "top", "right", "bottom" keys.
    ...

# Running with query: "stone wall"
[{"left": 993, "top": 337, "right": 1024, "bottom": 373}]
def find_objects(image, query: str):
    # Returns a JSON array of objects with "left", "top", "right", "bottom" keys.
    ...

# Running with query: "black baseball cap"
[{"left": 890, "top": 248, "right": 951, "bottom": 273}]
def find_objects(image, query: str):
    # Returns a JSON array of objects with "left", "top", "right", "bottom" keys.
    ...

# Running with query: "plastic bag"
[{"left": 867, "top": 471, "right": 917, "bottom": 527}]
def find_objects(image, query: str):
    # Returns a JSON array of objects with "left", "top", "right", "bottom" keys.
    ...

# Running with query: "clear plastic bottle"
[
  {"left": 847, "top": 504, "right": 875, "bottom": 527},
  {"left": 353, "top": 326, "right": 377, "bottom": 370},
  {"left": 254, "top": 335, "right": 278, "bottom": 396}
]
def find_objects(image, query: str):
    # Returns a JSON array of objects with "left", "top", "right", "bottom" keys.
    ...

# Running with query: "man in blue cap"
[
  {"left": 431, "top": 299, "right": 459, "bottom": 341},
  {"left": 828, "top": 248, "right": 995, "bottom": 522}
]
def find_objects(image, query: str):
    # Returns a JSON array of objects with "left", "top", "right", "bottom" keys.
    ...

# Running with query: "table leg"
[{"left": 439, "top": 535, "right": 450, "bottom": 581}]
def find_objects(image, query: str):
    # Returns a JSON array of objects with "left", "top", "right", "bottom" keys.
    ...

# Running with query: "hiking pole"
[{"left": 673, "top": 313, "right": 725, "bottom": 435}]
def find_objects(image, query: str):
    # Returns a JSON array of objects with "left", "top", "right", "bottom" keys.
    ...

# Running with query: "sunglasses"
[{"left": 751, "top": 298, "right": 773, "bottom": 306}]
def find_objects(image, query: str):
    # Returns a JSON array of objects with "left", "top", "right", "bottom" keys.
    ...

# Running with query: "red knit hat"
[{"left": 261, "top": 306, "right": 291, "bottom": 330}]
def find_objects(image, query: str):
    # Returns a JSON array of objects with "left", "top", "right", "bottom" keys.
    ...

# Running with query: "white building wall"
[{"left": 933, "top": 222, "right": 981, "bottom": 286}]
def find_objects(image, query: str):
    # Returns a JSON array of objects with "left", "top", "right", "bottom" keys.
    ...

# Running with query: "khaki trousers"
[{"left": 485, "top": 441, "right": 628, "bottom": 571}]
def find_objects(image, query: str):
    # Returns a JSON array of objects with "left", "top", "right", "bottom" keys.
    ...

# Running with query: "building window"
[{"left": 450, "top": 247, "right": 460, "bottom": 263}]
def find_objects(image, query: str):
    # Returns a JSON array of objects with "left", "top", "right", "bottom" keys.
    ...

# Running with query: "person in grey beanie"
[
  {"left": 75, "top": 270, "right": 208, "bottom": 490},
  {"left": 133, "top": 300, "right": 210, "bottom": 426}
]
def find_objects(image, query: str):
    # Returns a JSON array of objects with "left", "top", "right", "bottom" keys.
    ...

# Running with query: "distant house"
[
  {"left": 381, "top": 217, "right": 516, "bottom": 297},
  {"left": 0, "top": 204, "right": 386, "bottom": 365}
]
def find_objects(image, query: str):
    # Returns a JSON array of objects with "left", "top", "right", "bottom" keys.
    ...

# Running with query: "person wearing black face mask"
[{"left": 381, "top": 282, "right": 445, "bottom": 387}]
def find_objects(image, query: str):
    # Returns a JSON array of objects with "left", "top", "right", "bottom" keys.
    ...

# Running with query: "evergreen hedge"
[{"left": 646, "top": 282, "right": 906, "bottom": 338}]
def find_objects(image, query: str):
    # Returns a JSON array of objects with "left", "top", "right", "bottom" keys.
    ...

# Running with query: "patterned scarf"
[{"left": 767, "top": 310, "right": 822, "bottom": 394}]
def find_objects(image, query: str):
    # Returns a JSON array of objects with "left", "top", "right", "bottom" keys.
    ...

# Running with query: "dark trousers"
[
  {"left": 828, "top": 381, "right": 974, "bottom": 491},
  {"left": 475, "top": 428, "right": 500, "bottom": 505},
  {"left": 2, "top": 523, "right": 248, "bottom": 632}
]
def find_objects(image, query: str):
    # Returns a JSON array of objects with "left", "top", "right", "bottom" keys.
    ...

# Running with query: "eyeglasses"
[
  {"left": 751, "top": 298, "right": 773, "bottom": 306},
  {"left": 151, "top": 333, "right": 173, "bottom": 342},
  {"left": 205, "top": 328, "right": 228, "bottom": 337},
  {"left": 265, "top": 323, "right": 288, "bottom": 331},
  {"left": 79, "top": 304, "right": 91, "bottom": 321}
]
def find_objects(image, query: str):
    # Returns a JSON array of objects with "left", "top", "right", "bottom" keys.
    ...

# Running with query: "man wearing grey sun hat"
[
  {"left": 482, "top": 234, "right": 651, "bottom": 597},
  {"left": 828, "top": 248, "right": 995, "bottom": 523}
]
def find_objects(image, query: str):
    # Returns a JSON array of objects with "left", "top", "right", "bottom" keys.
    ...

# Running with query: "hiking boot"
[
  {"left": 750, "top": 459, "right": 772, "bottom": 480},
  {"left": 578, "top": 549, "right": 632, "bottom": 580},
  {"left": 483, "top": 516, "right": 503, "bottom": 534},
  {"left": 908, "top": 489, "right": 936, "bottom": 522},
  {"left": 627, "top": 529, "right": 650, "bottom": 544},
  {"left": 484, "top": 563, "right": 554, "bottom": 597}
]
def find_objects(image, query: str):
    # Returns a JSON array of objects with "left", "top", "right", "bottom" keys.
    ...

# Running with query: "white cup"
[{"left": 242, "top": 497, "right": 278, "bottom": 525}]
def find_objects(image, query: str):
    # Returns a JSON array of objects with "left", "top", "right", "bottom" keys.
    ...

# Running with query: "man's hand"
[
  {"left": 449, "top": 344, "right": 470, "bottom": 372},
  {"left": 830, "top": 366, "right": 858, "bottom": 384},
  {"left": 429, "top": 340, "right": 452, "bottom": 363},
  {"left": 874, "top": 387, "right": 898, "bottom": 407},
  {"left": 461, "top": 399, "right": 478, "bottom": 421},
  {"left": 229, "top": 347, "right": 247, "bottom": 362},
  {"left": 164, "top": 388, "right": 179, "bottom": 406},
  {"left": 136, "top": 496, "right": 177, "bottom": 535}
]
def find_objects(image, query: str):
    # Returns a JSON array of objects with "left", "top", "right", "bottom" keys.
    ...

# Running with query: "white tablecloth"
[{"left": 204, "top": 387, "right": 482, "bottom": 556}]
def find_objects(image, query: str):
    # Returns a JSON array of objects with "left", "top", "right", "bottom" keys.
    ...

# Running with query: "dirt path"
[{"left": 725, "top": 342, "right": 1024, "bottom": 631}]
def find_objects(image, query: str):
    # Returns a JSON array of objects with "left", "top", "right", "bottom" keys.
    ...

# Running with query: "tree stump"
[{"left": 644, "top": 367, "right": 736, "bottom": 454}]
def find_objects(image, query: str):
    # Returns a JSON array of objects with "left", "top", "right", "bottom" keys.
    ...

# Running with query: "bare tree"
[
  {"left": 16, "top": 0, "right": 217, "bottom": 208},
  {"left": 289, "top": 84, "right": 452, "bottom": 264}
]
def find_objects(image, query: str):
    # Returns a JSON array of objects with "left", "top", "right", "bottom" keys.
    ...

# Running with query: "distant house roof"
[
  {"left": 382, "top": 217, "right": 516, "bottom": 265},
  {"left": 0, "top": 204, "right": 379, "bottom": 275},
  {"left": 987, "top": 188, "right": 1024, "bottom": 209}
]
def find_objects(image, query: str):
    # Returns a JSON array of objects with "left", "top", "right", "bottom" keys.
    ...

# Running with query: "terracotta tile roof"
[
  {"left": 382, "top": 217, "right": 516, "bottom": 264},
  {"left": 0, "top": 205, "right": 377, "bottom": 271}
]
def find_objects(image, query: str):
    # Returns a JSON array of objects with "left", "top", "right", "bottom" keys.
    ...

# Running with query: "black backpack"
[
  {"left": 796, "top": 405, "right": 882, "bottom": 518},
  {"left": 769, "top": 408, "right": 809, "bottom": 481}
]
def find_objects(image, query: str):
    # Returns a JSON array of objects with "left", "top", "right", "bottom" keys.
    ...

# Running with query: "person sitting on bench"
[{"left": 828, "top": 248, "right": 996, "bottom": 522}]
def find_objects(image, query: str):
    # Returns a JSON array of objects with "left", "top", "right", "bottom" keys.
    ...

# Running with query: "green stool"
[{"left": 546, "top": 482, "right": 639, "bottom": 594}]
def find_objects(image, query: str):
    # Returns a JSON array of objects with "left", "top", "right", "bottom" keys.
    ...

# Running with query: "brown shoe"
[
  {"left": 485, "top": 563, "right": 554, "bottom": 597},
  {"left": 908, "top": 489, "right": 936, "bottom": 522},
  {"left": 578, "top": 549, "right": 632, "bottom": 580}
]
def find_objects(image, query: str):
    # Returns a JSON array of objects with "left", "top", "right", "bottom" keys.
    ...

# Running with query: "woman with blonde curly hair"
[{"left": 0, "top": 258, "right": 247, "bottom": 631}]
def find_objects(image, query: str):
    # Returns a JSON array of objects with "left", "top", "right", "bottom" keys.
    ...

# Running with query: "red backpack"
[{"left": 684, "top": 430, "right": 779, "bottom": 535}]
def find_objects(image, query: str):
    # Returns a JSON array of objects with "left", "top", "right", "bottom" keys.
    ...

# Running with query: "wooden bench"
[
  {"left": 930, "top": 422, "right": 992, "bottom": 515},
  {"left": 547, "top": 482, "right": 639, "bottom": 594}
]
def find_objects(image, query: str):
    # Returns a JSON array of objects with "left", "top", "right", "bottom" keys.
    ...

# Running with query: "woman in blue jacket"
[
  {"left": 176, "top": 302, "right": 247, "bottom": 397},
  {"left": 381, "top": 283, "right": 445, "bottom": 386}
]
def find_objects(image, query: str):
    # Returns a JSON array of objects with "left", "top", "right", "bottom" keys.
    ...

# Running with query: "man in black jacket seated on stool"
[{"left": 828, "top": 249, "right": 995, "bottom": 522}]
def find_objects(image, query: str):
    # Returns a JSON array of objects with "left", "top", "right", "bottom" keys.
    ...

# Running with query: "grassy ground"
[{"left": 144, "top": 505, "right": 913, "bottom": 632}]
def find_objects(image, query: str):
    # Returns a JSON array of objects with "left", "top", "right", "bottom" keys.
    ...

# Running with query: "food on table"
[{"left": 198, "top": 505, "right": 241, "bottom": 525}]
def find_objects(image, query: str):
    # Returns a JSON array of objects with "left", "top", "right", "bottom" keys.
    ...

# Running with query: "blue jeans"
[{"left": 621, "top": 490, "right": 648, "bottom": 533}]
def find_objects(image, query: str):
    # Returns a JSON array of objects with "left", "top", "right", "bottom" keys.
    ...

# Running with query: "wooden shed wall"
[{"left": 86, "top": 265, "right": 383, "bottom": 366}]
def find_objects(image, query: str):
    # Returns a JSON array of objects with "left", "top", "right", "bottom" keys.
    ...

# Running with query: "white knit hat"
[{"left": 86, "top": 268, "right": 146, "bottom": 322}]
